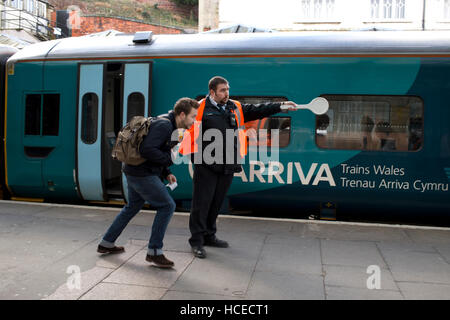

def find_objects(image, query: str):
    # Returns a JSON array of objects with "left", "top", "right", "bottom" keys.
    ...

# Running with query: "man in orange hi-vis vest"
[{"left": 179, "top": 76, "right": 299, "bottom": 258}]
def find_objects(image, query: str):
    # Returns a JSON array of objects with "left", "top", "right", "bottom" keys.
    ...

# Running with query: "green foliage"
[
  {"left": 142, "top": 11, "right": 151, "bottom": 20},
  {"left": 171, "top": 0, "right": 198, "bottom": 6}
]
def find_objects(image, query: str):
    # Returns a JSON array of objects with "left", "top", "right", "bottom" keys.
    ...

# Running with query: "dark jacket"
[
  {"left": 196, "top": 96, "right": 282, "bottom": 174},
  {"left": 123, "top": 111, "right": 177, "bottom": 178}
]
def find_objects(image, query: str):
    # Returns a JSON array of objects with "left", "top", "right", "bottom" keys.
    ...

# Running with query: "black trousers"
[{"left": 189, "top": 164, "right": 234, "bottom": 247}]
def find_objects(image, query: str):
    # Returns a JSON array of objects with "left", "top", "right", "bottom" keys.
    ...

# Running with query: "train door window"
[
  {"left": 127, "top": 92, "right": 145, "bottom": 122},
  {"left": 316, "top": 95, "right": 424, "bottom": 152},
  {"left": 42, "top": 94, "right": 60, "bottom": 136},
  {"left": 25, "top": 94, "right": 61, "bottom": 136},
  {"left": 25, "top": 94, "right": 41, "bottom": 135},
  {"left": 81, "top": 93, "right": 99, "bottom": 144}
]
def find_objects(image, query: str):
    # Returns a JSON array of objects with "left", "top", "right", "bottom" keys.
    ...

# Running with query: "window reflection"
[
  {"left": 81, "top": 93, "right": 98, "bottom": 144},
  {"left": 316, "top": 95, "right": 423, "bottom": 152},
  {"left": 127, "top": 92, "right": 145, "bottom": 122}
]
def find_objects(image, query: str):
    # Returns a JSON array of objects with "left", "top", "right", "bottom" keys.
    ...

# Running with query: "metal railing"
[{"left": 0, "top": 8, "right": 52, "bottom": 40}]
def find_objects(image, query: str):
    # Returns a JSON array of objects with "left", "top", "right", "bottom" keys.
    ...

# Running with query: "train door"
[
  {"left": 103, "top": 63, "right": 124, "bottom": 200},
  {"left": 120, "top": 62, "right": 152, "bottom": 201},
  {"left": 77, "top": 64, "right": 105, "bottom": 201}
]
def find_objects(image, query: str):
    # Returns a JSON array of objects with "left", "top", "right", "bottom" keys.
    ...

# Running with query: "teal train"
[{"left": 1, "top": 31, "right": 449, "bottom": 220}]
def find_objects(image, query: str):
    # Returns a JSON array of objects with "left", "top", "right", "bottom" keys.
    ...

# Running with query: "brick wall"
[{"left": 70, "top": 15, "right": 184, "bottom": 36}]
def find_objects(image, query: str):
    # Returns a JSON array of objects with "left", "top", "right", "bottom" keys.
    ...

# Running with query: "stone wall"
[{"left": 71, "top": 15, "right": 184, "bottom": 36}]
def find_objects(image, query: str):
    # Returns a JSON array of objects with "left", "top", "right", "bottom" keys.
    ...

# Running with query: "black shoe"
[
  {"left": 146, "top": 254, "right": 174, "bottom": 268},
  {"left": 191, "top": 246, "right": 206, "bottom": 259},
  {"left": 204, "top": 237, "right": 229, "bottom": 248},
  {"left": 97, "top": 245, "right": 125, "bottom": 254}
]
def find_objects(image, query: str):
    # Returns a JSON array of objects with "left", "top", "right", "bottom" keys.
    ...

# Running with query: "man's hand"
[
  {"left": 280, "top": 101, "right": 298, "bottom": 111},
  {"left": 166, "top": 174, "right": 177, "bottom": 184}
]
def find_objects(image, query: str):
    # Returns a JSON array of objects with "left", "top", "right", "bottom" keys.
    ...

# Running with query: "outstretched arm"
[{"left": 242, "top": 101, "right": 298, "bottom": 122}]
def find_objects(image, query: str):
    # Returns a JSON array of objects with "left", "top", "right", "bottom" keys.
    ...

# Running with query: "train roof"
[
  {"left": 0, "top": 44, "right": 19, "bottom": 56},
  {"left": 0, "top": 45, "right": 19, "bottom": 65},
  {"left": 9, "top": 31, "right": 450, "bottom": 62}
]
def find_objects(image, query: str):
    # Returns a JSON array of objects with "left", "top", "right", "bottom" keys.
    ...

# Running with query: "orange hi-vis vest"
[{"left": 179, "top": 98, "right": 247, "bottom": 158}]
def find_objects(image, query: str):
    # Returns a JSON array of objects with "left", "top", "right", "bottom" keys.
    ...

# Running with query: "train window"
[
  {"left": 195, "top": 95, "right": 290, "bottom": 148},
  {"left": 25, "top": 94, "right": 41, "bottom": 135},
  {"left": 233, "top": 96, "right": 290, "bottom": 148},
  {"left": 42, "top": 94, "right": 60, "bottom": 136},
  {"left": 81, "top": 93, "right": 99, "bottom": 144},
  {"left": 245, "top": 117, "right": 291, "bottom": 148},
  {"left": 316, "top": 95, "right": 424, "bottom": 152},
  {"left": 127, "top": 92, "right": 145, "bottom": 122}
]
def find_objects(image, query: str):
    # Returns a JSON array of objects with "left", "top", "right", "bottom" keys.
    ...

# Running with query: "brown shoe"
[
  {"left": 97, "top": 245, "right": 125, "bottom": 254},
  {"left": 146, "top": 254, "right": 174, "bottom": 268}
]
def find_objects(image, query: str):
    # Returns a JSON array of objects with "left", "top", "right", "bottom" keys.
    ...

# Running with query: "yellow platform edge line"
[
  {"left": 89, "top": 200, "right": 126, "bottom": 206},
  {"left": 11, "top": 197, "right": 44, "bottom": 203}
]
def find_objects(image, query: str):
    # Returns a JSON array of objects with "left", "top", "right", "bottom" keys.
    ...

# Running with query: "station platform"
[{"left": 0, "top": 200, "right": 450, "bottom": 300}]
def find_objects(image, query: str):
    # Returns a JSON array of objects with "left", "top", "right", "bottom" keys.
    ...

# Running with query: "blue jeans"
[{"left": 100, "top": 174, "right": 176, "bottom": 255}]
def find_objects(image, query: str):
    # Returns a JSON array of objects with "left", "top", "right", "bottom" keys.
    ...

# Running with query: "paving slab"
[
  {"left": 325, "top": 286, "right": 403, "bottom": 300},
  {"left": 256, "top": 238, "right": 322, "bottom": 276},
  {"left": 405, "top": 229, "right": 450, "bottom": 246},
  {"left": 162, "top": 290, "right": 243, "bottom": 300},
  {"left": 435, "top": 246, "right": 450, "bottom": 264},
  {"left": 0, "top": 213, "right": 39, "bottom": 237},
  {"left": 303, "top": 223, "right": 410, "bottom": 242},
  {"left": 397, "top": 282, "right": 450, "bottom": 300},
  {"left": 171, "top": 250, "right": 258, "bottom": 297},
  {"left": 246, "top": 271, "right": 325, "bottom": 300},
  {"left": 0, "top": 203, "right": 51, "bottom": 216},
  {"left": 80, "top": 283, "right": 167, "bottom": 300},
  {"left": 0, "top": 217, "right": 106, "bottom": 299},
  {"left": 379, "top": 249, "right": 450, "bottom": 284},
  {"left": 35, "top": 206, "right": 117, "bottom": 223},
  {"left": 321, "top": 240, "right": 387, "bottom": 268},
  {"left": 103, "top": 249, "right": 193, "bottom": 288},
  {"left": 16, "top": 241, "right": 143, "bottom": 300},
  {"left": 216, "top": 217, "right": 299, "bottom": 235},
  {"left": 323, "top": 265, "right": 398, "bottom": 291},
  {"left": 45, "top": 266, "right": 113, "bottom": 300},
  {"left": 375, "top": 241, "right": 437, "bottom": 254},
  {"left": 219, "top": 231, "right": 268, "bottom": 251},
  {"left": 8, "top": 216, "right": 105, "bottom": 243}
]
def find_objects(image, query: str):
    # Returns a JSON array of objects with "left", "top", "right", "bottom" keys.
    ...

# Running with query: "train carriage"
[
  {"left": 2, "top": 31, "right": 450, "bottom": 220},
  {"left": 0, "top": 44, "right": 19, "bottom": 199}
]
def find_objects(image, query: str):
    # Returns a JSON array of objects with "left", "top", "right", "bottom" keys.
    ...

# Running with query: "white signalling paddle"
[{"left": 281, "top": 97, "right": 329, "bottom": 115}]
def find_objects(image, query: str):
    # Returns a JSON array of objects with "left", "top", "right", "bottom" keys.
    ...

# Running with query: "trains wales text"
[{"left": 339, "top": 163, "right": 448, "bottom": 192}]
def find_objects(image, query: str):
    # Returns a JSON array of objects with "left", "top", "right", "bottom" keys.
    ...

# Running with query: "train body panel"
[
  {"left": 3, "top": 32, "right": 450, "bottom": 217},
  {"left": 6, "top": 60, "right": 78, "bottom": 199},
  {"left": 0, "top": 45, "right": 19, "bottom": 199}
]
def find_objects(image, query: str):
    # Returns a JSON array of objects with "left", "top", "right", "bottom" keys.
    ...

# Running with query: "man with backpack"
[{"left": 97, "top": 98, "right": 199, "bottom": 268}]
